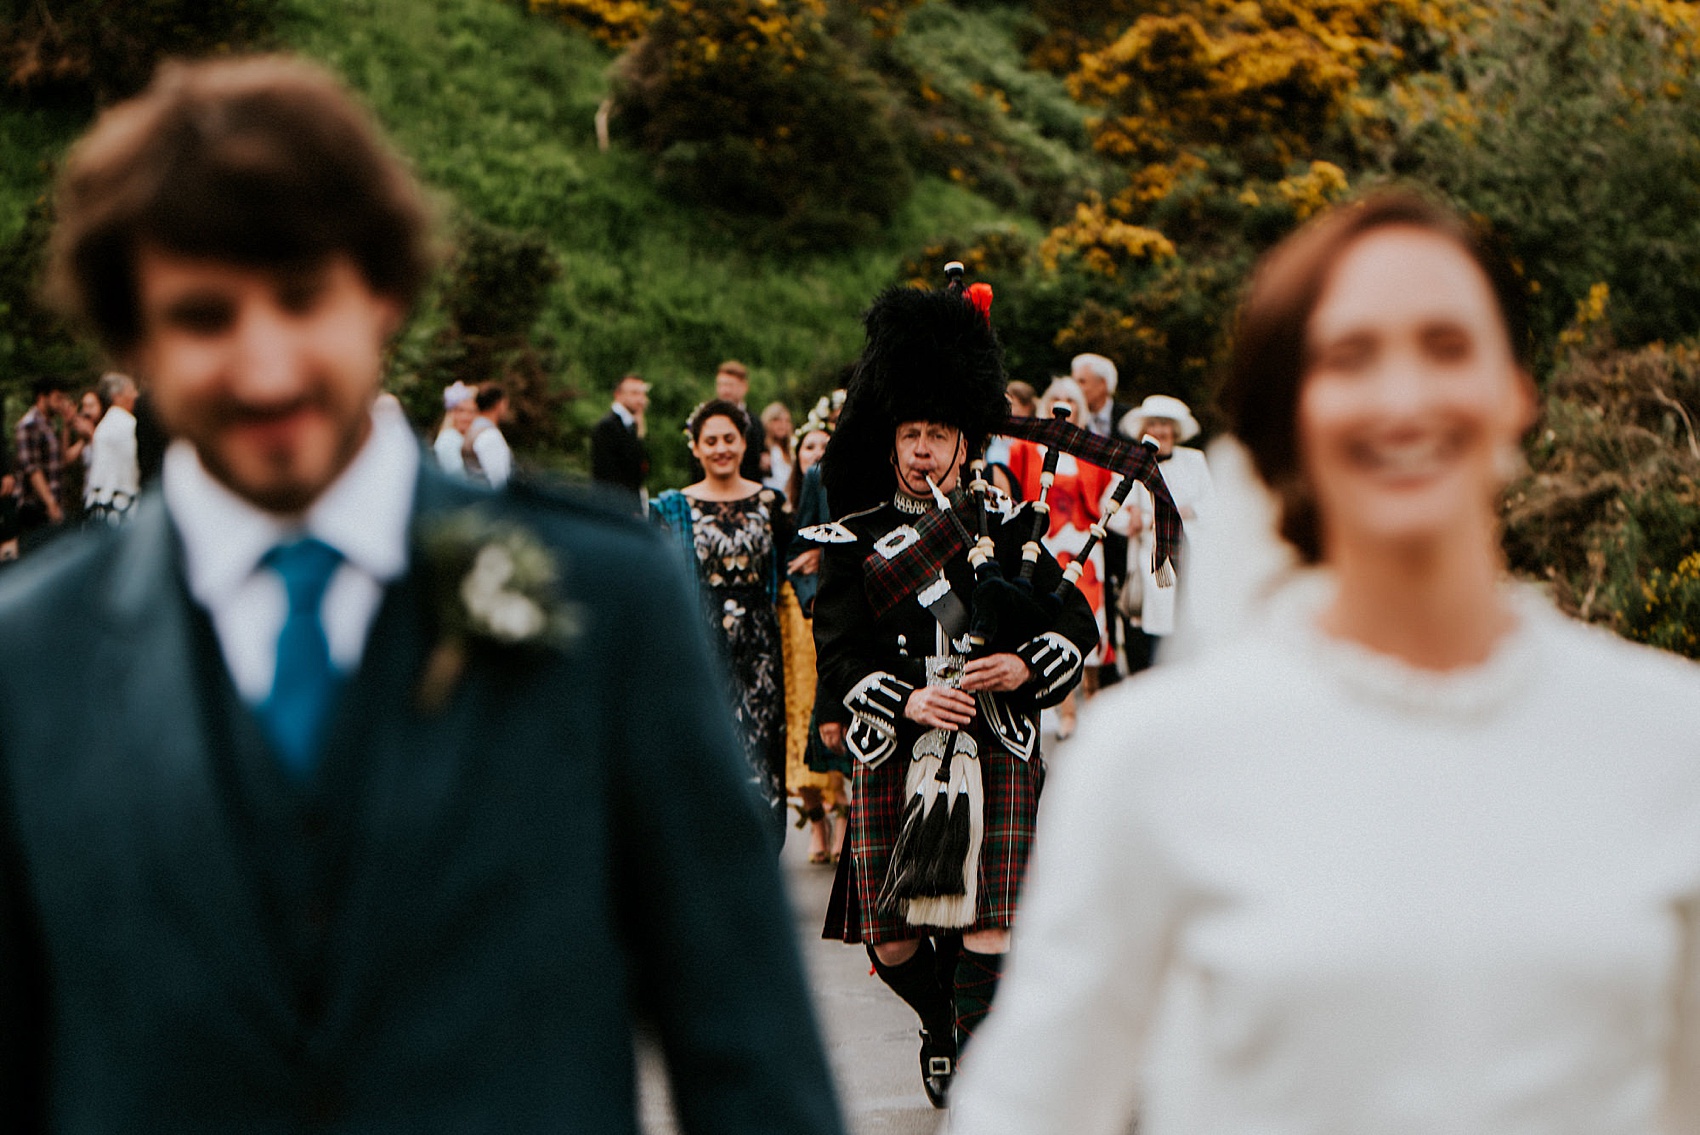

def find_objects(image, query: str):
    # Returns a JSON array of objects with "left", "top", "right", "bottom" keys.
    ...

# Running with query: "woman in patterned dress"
[{"left": 652, "top": 400, "right": 793, "bottom": 845}]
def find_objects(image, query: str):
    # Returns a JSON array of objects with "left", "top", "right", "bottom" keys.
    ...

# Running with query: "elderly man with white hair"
[
  {"left": 1069, "top": 352, "right": 1131, "bottom": 439},
  {"left": 83, "top": 372, "right": 140, "bottom": 525}
]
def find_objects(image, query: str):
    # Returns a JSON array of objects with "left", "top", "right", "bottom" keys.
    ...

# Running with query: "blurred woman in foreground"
[{"left": 950, "top": 190, "right": 1700, "bottom": 1134}]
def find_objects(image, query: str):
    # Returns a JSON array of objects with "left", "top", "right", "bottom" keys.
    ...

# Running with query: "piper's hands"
[
  {"left": 905, "top": 686, "right": 977, "bottom": 731},
  {"left": 819, "top": 721, "right": 846, "bottom": 753},
  {"left": 960, "top": 653, "right": 1030, "bottom": 693},
  {"left": 787, "top": 548, "right": 822, "bottom": 576}
]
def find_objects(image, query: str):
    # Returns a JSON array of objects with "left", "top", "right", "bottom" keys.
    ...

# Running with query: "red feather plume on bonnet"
[{"left": 964, "top": 282, "right": 993, "bottom": 321}]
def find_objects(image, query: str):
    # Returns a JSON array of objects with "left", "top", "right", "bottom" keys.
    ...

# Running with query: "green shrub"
[
  {"left": 0, "top": 196, "right": 97, "bottom": 414},
  {"left": 403, "top": 216, "right": 570, "bottom": 454},
  {"left": 879, "top": 1, "right": 1101, "bottom": 222},
  {"left": 613, "top": 0, "right": 913, "bottom": 251},
  {"left": 1392, "top": 0, "right": 1700, "bottom": 356}
]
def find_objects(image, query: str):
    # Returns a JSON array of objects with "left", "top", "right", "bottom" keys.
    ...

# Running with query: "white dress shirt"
[
  {"left": 470, "top": 419, "right": 512, "bottom": 488},
  {"left": 950, "top": 579, "right": 1700, "bottom": 1135},
  {"left": 163, "top": 403, "right": 419, "bottom": 703}
]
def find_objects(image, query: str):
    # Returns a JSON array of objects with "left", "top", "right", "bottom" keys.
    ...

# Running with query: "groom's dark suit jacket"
[{"left": 0, "top": 467, "right": 843, "bottom": 1134}]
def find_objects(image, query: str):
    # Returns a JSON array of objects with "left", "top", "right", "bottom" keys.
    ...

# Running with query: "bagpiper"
[{"left": 805, "top": 274, "right": 1100, "bottom": 1108}]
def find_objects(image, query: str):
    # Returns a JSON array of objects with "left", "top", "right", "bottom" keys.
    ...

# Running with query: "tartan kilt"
[{"left": 829, "top": 725, "right": 1045, "bottom": 945}]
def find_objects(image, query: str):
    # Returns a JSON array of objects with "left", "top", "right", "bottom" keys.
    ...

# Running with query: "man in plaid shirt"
[{"left": 13, "top": 376, "right": 68, "bottom": 548}]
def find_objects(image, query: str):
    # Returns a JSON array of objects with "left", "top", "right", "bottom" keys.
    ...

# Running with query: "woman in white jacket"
[
  {"left": 1116, "top": 395, "right": 1212, "bottom": 672},
  {"left": 949, "top": 190, "right": 1700, "bottom": 1135}
]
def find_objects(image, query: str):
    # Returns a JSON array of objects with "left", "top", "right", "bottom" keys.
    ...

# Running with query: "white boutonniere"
[{"left": 416, "top": 511, "right": 582, "bottom": 712}]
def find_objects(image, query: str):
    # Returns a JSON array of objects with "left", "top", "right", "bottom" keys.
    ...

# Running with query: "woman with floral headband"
[{"left": 652, "top": 400, "right": 794, "bottom": 845}]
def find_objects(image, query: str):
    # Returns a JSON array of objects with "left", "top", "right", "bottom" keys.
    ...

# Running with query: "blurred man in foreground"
[{"left": 0, "top": 54, "right": 842, "bottom": 1135}]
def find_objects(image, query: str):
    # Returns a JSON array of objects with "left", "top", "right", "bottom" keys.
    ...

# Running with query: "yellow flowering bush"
[
  {"left": 1039, "top": 194, "right": 1175, "bottom": 277},
  {"left": 1628, "top": 551, "right": 1700, "bottom": 658},
  {"left": 529, "top": 0, "right": 655, "bottom": 48},
  {"left": 1558, "top": 282, "right": 1613, "bottom": 351},
  {"left": 1274, "top": 161, "right": 1351, "bottom": 220}
]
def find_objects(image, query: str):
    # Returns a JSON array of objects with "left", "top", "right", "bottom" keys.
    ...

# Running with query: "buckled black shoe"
[{"left": 919, "top": 1026, "right": 956, "bottom": 1109}]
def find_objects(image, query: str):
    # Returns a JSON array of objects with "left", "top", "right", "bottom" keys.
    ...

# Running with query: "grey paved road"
[{"left": 638, "top": 823, "right": 942, "bottom": 1135}]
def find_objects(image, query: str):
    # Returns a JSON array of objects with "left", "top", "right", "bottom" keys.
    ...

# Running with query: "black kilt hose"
[{"left": 808, "top": 497, "right": 1098, "bottom": 945}]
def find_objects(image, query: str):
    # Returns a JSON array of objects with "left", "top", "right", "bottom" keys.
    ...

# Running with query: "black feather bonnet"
[{"left": 823, "top": 283, "right": 1009, "bottom": 517}]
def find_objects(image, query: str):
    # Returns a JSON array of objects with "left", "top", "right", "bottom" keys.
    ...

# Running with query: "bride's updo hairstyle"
[{"left": 1220, "top": 189, "right": 1531, "bottom": 563}]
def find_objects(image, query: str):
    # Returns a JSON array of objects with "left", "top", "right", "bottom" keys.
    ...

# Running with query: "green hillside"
[{"left": 0, "top": 0, "right": 1039, "bottom": 485}]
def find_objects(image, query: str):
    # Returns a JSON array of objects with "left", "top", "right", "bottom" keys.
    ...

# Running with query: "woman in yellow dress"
[{"left": 778, "top": 421, "right": 848, "bottom": 863}]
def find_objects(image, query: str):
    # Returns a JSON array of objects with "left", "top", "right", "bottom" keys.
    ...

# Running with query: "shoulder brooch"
[{"left": 799, "top": 521, "right": 858, "bottom": 544}]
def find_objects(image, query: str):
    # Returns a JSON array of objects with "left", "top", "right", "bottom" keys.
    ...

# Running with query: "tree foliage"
[
  {"left": 1391, "top": 0, "right": 1700, "bottom": 356},
  {"left": 2, "top": 0, "right": 277, "bottom": 105},
  {"left": 398, "top": 216, "right": 571, "bottom": 453},
  {"left": 612, "top": 0, "right": 913, "bottom": 250}
]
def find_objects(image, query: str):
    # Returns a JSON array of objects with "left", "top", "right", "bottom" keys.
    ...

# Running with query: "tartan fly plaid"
[{"left": 998, "top": 414, "right": 1183, "bottom": 584}]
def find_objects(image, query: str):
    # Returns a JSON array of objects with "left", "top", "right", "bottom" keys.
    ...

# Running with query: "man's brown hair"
[
  {"left": 715, "top": 360, "right": 748, "bottom": 381},
  {"left": 45, "top": 54, "right": 437, "bottom": 357},
  {"left": 1220, "top": 189, "right": 1529, "bottom": 563}
]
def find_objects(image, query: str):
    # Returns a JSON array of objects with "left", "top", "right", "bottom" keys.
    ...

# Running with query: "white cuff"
[{"left": 843, "top": 671, "right": 914, "bottom": 767}]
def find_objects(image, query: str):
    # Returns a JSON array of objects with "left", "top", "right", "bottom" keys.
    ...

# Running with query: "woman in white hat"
[
  {"left": 434, "top": 381, "right": 477, "bottom": 476},
  {"left": 1116, "top": 393, "right": 1213, "bottom": 671}
]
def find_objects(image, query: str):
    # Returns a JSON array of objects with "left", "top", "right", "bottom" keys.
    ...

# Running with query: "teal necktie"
[{"left": 259, "top": 537, "right": 345, "bottom": 778}]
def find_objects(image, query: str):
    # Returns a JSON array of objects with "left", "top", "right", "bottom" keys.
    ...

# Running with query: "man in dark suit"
[
  {"left": 0, "top": 55, "right": 843, "bottom": 1135},
  {"left": 589, "top": 372, "right": 650, "bottom": 512}
]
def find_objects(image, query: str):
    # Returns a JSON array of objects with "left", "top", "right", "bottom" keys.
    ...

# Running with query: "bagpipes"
[
  {"left": 860, "top": 264, "right": 1184, "bottom": 637},
  {"left": 875, "top": 262, "right": 1186, "bottom": 928}
]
